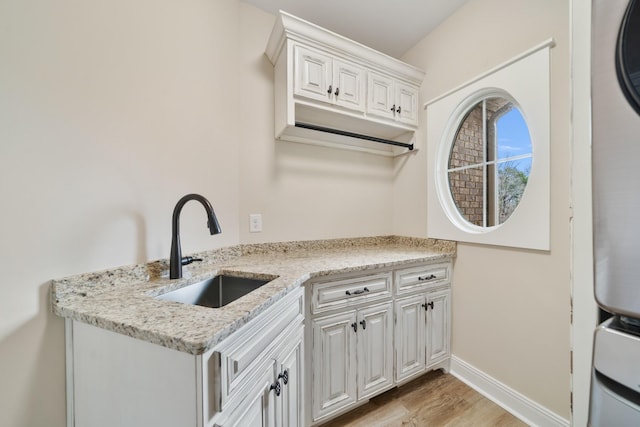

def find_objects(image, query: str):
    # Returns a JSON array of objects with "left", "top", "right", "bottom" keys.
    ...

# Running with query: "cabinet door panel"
[
  {"left": 367, "top": 72, "right": 395, "bottom": 119},
  {"left": 333, "top": 59, "right": 366, "bottom": 112},
  {"left": 278, "top": 330, "right": 303, "bottom": 427},
  {"left": 426, "top": 289, "right": 451, "bottom": 367},
  {"left": 395, "top": 82, "right": 419, "bottom": 125},
  {"left": 294, "top": 46, "right": 332, "bottom": 103},
  {"left": 357, "top": 301, "right": 394, "bottom": 400},
  {"left": 312, "top": 311, "right": 357, "bottom": 421},
  {"left": 395, "top": 294, "right": 426, "bottom": 382},
  {"left": 224, "top": 367, "right": 272, "bottom": 427}
]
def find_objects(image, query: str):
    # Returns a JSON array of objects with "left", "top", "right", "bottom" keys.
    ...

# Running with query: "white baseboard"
[{"left": 450, "top": 356, "right": 569, "bottom": 427}]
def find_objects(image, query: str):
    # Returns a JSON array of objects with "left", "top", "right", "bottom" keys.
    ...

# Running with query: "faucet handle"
[{"left": 181, "top": 256, "right": 203, "bottom": 266}]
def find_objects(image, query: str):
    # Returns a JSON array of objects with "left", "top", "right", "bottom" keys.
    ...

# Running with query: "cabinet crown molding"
[{"left": 265, "top": 11, "right": 425, "bottom": 85}]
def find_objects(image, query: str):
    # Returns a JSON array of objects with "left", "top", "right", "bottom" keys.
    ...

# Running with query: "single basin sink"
[{"left": 156, "top": 275, "right": 272, "bottom": 308}]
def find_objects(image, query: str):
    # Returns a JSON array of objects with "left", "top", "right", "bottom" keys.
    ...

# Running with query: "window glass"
[{"left": 447, "top": 97, "right": 532, "bottom": 227}]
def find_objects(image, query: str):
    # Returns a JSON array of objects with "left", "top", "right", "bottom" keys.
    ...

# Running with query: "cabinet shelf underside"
[{"left": 278, "top": 103, "right": 417, "bottom": 156}]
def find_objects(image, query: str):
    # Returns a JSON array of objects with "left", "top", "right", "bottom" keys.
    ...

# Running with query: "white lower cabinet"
[
  {"left": 65, "top": 287, "right": 304, "bottom": 427},
  {"left": 307, "top": 261, "right": 452, "bottom": 425},
  {"left": 395, "top": 288, "right": 451, "bottom": 383},
  {"left": 223, "top": 365, "right": 273, "bottom": 427},
  {"left": 66, "top": 261, "right": 451, "bottom": 427},
  {"left": 274, "top": 327, "right": 304, "bottom": 427},
  {"left": 312, "top": 311, "right": 357, "bottom": 419},
  {"left": 395, "top": 293, "right": 426, "bottom": 381},
  {"left": 211, "top": 287, "right": 305, "bottom": 427},
  {"left": 425, "top": 289, "right": 451, "bottom": 367},
  {"left": 224, "top": 326, "right": 304, "bottom": 427},
  {"left": 357, "top": 302, "right": 394, "bottom": 400},
  {"left": 311, "top": 301, "right": 394, "bottom": 422}
]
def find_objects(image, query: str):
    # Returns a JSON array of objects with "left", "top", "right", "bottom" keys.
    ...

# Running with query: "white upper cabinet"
[
  {"left": 265, "top": 11, "right": 425, "bottom": 157},
  {"left": 295, "top": 46, "right": 366, "bottom": 113},
  {"left": 294, "top": 46, "right": 333, "bottom": 103},
  {"left": 333, "top": 59, "right": 367, "bottom": 112},
  {"left": 367, "top": 72, "right": 419, "bottom": 126},
  {"left": 367, "top": 72, "right": 395, "bottom": 120},
  {"left": 394, "top": 81, "right": 419, "bottom": 125}
]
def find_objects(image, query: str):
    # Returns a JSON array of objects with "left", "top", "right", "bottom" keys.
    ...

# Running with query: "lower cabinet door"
[
  {"left": 357, "top": 301, "right": 394, "bottom": 400},
  {"left": 277, "top": 329, "right": 304, "bottom": 427},
  {"left": 426, "top": 289, "right": 451, "bottom": 367},
  {"left": 312, "top": 310, "right": 358, "bottom": 421},
  {"left": 223, "top": 367, "right": 273, "bottom": 427},
  {"left": 395, "top": 294, "right": 426, "bottom": 382}
]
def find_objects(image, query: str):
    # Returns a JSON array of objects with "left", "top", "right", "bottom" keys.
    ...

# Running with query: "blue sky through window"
[{"left": 496, "top": 108, "right": 532, "bottom": 172}]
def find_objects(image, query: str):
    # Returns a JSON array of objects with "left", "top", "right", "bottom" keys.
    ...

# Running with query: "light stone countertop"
[{"left": 51, "top": 236, "right": 455, "bottom": 355}]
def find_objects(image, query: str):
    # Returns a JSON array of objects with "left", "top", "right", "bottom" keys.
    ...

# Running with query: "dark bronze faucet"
[{"left": 170, "top": 193, "right": 221, "bottom": 279}]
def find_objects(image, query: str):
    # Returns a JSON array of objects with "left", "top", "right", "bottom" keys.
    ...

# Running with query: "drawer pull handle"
[
  {"left": 270, "top": 380, "right": 281, "bottom": 397},
  {"left": 345, "top": 287, "right": 369, "bottom": 296},
  {"left": 351, "top": 322, "right": 358, "bottom": 332},
  {"left": 418, "top": 274, "right": 437, "bottom": 281},
  {"left": 278, "top": 370, "right": 289, "bottom": 385},
  {"left": 327, "top": 85, "right": 333, "bottom": 94},
  {"left": 360, "top": 319, "right": 366, "bottom": 330}
]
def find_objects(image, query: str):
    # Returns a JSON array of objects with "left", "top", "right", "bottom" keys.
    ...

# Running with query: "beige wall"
[
  {"left": 398, "top": 0, "right": 571, "bottom": 419},
  {"left": 0, "top": 0, "right": 575, "bottom": 425},
  {"left": 0, "top": 1, "right": 243, "bottom": 424},
  {"left": 237, "top": 5, "right": 395, "bottom": 244},
  {"left": 0, "top": 1, "right": 396, "bottom": 425}
]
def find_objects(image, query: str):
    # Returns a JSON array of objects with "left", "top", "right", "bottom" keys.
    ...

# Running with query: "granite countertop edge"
[{"left": 51, "top": 236, "right": 456, "bottom": 355}]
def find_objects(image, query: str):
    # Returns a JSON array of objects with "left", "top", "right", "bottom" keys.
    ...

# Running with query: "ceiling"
[{"left": 242, "top": 0, "right": 471, "bottom": 58}]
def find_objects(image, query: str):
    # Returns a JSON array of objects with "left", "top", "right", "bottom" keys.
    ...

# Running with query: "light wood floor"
[{"left": 320, "top": 370, "right": 528, "bottom": 427}]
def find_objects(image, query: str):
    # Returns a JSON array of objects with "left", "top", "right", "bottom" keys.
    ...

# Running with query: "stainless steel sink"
[{"left": 156, "top": 275, "right": 273, "bottom": 308}]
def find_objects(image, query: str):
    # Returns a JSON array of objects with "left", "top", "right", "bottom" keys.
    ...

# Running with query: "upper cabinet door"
[
  {"left": 367, "top": 72, "right": 395, "bottom": 120},
  {"left": 332, "top": 59, "right": 366, "bottom": 112},
  {"left": 295, "top": 46, "right": 332, "bottom": 103},
  {"left": 294, "top": 45, "right": 366, "bottom": 113},
  {"left": 395, "top": 82, "right": 419, "bottom": 126}
]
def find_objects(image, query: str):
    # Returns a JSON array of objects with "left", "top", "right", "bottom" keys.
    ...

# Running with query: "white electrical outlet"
[{"left": 249, "top": 214, "right": 262, "bottom": 233}]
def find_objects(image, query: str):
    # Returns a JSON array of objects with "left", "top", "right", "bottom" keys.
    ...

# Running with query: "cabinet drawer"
[
  {"left": 212, "top": 287, "right": 304, "bottom": 412},
  {"left": 311, "top": 272, "right": 391, "bottom": 313},
  {"left": 395, "top": 262, "right": 450, "bottom": 295}
]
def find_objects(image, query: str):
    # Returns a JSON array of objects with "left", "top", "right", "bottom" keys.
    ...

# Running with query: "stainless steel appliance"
[{"left": 591, "top": 0, "right": 640, "bottom": 424}]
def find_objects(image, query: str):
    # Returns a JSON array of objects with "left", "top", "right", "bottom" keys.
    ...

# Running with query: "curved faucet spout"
[{"left": 170, "top": 193, "right": 222, "bottom": 279}]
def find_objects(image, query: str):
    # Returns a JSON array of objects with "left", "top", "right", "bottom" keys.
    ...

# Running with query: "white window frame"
[{"left": 425, "top": 40, "right": 553, "bottom": 250}]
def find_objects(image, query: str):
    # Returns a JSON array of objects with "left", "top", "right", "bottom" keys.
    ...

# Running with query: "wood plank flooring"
[{"left": 320, "top": 370, "right": 528, "bottom": 427}]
